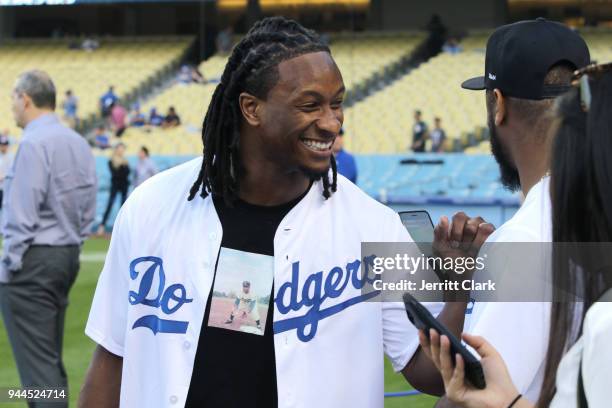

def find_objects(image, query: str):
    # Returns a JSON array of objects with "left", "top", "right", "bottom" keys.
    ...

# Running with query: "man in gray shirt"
[{"left": 0, "top": 70, "right": 97, "bottom": 403}]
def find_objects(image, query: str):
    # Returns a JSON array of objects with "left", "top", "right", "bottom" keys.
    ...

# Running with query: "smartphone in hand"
[
  {"left": 399, "top": 210, "right": 434, "bottom": 257},
  {"left": 403, "top": 292, "right": 486, "bottom": 389}
]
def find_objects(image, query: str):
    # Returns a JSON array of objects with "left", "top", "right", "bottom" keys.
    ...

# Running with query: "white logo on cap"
[{"left": 488, "top": 73, "right": 497, "bottom": 80}]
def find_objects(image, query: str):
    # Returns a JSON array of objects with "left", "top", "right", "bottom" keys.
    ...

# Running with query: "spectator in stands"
[
  {"left": 97, "top": 143, "right": 130, "bottom": 236},
  {"left": 110, "top": 101, "right": 127, "bottom": 137},
  {"left": 129, "top": 105, "right": 146, "bottom": 127},
  {"left": 178, "top": 65, "right": 192, "bottom": 85},
  {"left": 99, "top": 86, "right": 118, "bottom": 117},
  {"left": 148, "top": 107, "right": 164, "bottom": 127},
  {"left": 81, "top": 37, "right": 99, "bottom": 52},
  {"left": 402, "top": 20, "right": 591, "bottom": 405},
  {"left": 0, "top": 135, "right": 14, "bottom": 209},
  {"left": 429, "top": 117, "right": 446, "bottom": 152},
  {"left": 333, "top": 128, "right": 357, "bottom": 183},
  {"left": 61, "top": 89, "right": 79, "bottom": 128},
  {"left": 442, "top": 37, "right": 463, "bottom": 54},
  {"left": 0, "top": 70, "right": 96, "bottom": 403},
  {"left": 411, "top": 110, "right": 428, "bottom": 152},
  {"left": 216, "top": 26, "right": 234, "bottom": 54},
  {"left": 419, "top": 62, "right": 612, "bottom": 408},
  {"left": 133, "top": 146, "right": 157, "bottom": 188},
  {"left": 422, "top": 14, "right": 447, "bottom": 59},
  {"left": 93, "top": 125, "right": 111, "bottom": 150},
  {"left": 162, "top": 106, "right": 181, "bottom": 129}
]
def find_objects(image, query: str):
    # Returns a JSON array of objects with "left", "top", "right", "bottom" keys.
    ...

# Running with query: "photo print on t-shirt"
[{"left": 207, "top": 247, "right": 274, "bottom": 336}]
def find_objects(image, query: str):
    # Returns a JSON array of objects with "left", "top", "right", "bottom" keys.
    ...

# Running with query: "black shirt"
[
  {"left": 185, "top": 188, "right": 309, "bottom": 407},
  {"left": 108, "top": 160, "right": 130, "bottom": 190},
  {"left": 412, "top": 120, "right": 427, "bottom": 152},
  {"left": 430, "top": 128, "right": 446, "bottom": 152}
]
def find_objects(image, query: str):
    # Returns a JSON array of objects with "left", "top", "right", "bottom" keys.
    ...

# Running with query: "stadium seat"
[{"left": 0, "top": 36, "right": 193, "bottom": 140}]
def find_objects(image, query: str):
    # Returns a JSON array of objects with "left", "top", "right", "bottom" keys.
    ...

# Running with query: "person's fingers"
[
  {"left": 459, "top": 217, "right": 481, "bottom": 251},
  {"left": 449, "top": 212, "right": 468, "bottom": 248},
  {"left": 462, "top": 333, "right": 496, "bottom": 358},
  {"left": 433, "top": 216, "right": 449, "bottom": 245},
  {"left": 469, "top": 222, "right": 495, "bottom": 257},
  {"left": 418, "top": 330, "right": 433, "bottom": 359},
  {"left": 438, "top": 335, "right": 454, "bottom": 385},
  {"left": 450, "top": 353, "right": 466, "bottom": 391},
  {"left": 429, "top": 329, "right": 442, "bottom": 370}
]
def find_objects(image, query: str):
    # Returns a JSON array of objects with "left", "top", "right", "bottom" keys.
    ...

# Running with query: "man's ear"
[
  {"left": 493, "top": 89, "right": 506, "bottom": 126},
  {"left": 239, "top": 92, "right": 262, "bottom": 127}
]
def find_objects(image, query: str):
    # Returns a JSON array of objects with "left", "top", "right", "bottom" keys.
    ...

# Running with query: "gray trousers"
[{"left": 0, "top": 245, "right": 80, "bottom": 408}]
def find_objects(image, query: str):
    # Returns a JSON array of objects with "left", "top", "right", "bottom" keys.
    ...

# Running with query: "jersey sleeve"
[
  {"left": 582, "top": 302, "right": 612, "bottom": 407},
  {"left": 382, "top": 211, "right": 444, "bottom": 372},
  {"left": 84, "top": 205, "right": 133, "bottom": 357}
]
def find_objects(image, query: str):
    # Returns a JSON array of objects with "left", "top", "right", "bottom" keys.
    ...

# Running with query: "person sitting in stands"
[
  {"left": 162, "top": 106, "right": 181, "bottom": 129},
  {"left": 178, "top": 65, "right": 192, "bottom": 85},
  {"left": 148, "top": 107, "right": 164, "bottom": 127},
  {"left": 130, "top": 105, "right": 146, "bottom": 127},
  {"left": 94, "top": 126, "right": 110, "bottom": 150}
]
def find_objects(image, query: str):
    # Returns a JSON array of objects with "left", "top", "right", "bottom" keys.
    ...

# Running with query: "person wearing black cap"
[{"left": 402, "top": 18, "right": 590, "bottom": 406}]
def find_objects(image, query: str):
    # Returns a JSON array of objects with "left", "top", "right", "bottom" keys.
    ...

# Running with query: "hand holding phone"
[{"left": 403, "top": 292, "right": 486, "bottom": 389}]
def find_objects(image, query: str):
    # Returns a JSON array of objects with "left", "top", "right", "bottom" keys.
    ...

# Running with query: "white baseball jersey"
[
  {"left": 236, "top": 289, "right": 257, "bottom": 305},
  {"left": 235, "top": 289, "right": 260, "bottom": 320},
  {"left": 464, "top": 176, "right": 552, "bottom": 403},
  {"left": 86, "top": 157, "right": 434, "bottom": 408}
]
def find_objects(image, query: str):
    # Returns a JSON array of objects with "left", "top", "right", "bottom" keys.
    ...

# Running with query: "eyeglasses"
[{"left": 571, "top": 62, "right": 612, "bottom": 111}]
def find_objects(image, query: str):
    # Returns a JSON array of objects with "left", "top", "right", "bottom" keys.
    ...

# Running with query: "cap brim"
[{"left": 461, "top": 76, "right": 486, "bottom": 90}]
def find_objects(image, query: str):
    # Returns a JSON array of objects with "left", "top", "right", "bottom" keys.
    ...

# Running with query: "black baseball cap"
[{"left": 462, "top": 18, "right": 590, "bottom": 100}]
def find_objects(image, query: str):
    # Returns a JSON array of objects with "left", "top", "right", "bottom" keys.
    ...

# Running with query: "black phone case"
[{"left": 403, "top": 293, "right": 486, "bottom": 389}]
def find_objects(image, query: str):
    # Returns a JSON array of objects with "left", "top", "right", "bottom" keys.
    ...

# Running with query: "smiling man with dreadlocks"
[{"left": 80, "top": 17, "right": 430, "bottom": 408}]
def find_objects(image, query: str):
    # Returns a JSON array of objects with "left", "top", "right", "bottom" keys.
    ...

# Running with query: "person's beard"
[
  {"left": 299, "top": 162, "right": 330, "bottom": 182},
  {"left": 488, "top": 110, "right": 521, "bottom": 192}
]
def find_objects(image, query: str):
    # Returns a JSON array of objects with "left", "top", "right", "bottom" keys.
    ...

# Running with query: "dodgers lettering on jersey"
[
  {"left": 126, "top": 254, "right": 381, "bottom": 342},
  {"left": 128, "top": 256, "right": 192, "bottom": 334},
  {"left": 274, "top": 255, "right": 377, "bottom": 341}
]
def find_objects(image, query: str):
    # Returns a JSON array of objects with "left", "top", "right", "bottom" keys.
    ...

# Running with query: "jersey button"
[
  {"left": 169, "top": 395, "right": 178, "bottom": 404},
  {"left": 183, "top": 341, "right": 191, "bottom": 350},
  {"left": 209, "top": 232, "right": 217, "bottom": 241}
]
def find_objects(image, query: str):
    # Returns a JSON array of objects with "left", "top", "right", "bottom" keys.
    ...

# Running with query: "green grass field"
[{"left": 0, "top": 238, "right": 437, "bottom": 407}]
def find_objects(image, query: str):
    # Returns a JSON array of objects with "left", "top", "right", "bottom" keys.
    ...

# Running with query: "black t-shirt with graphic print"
[{"left": 185, "top": 188, "right": 309, "bottom": 407}]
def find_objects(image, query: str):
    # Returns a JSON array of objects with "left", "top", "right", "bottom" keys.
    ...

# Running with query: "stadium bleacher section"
[
  {"left": 329, "top": 32, "right": 424, "bottom": 90},
  {"left": 0, "top": 36, "right": 193, "bottom": 139},
  {"left": 342, "top": 33, "right": 490, "bottom": 154}
]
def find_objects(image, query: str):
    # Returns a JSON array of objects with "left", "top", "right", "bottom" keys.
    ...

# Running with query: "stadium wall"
[{"left": 370, "top": 0, "right": 508, "bottom": 30}]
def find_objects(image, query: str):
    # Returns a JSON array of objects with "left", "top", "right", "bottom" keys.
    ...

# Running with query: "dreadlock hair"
[{"left": 188, "top": 16, "right": 338, "bottom": 204}]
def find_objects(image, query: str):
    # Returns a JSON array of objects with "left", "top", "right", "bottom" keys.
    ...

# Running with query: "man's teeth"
[{"left": 301, "top": 139, "right": 332, "bottom": 151}]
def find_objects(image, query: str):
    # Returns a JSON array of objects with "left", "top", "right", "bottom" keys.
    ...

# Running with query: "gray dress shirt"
[{"left": 1, "top": 113, "right": 97, "bottom": 282}]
